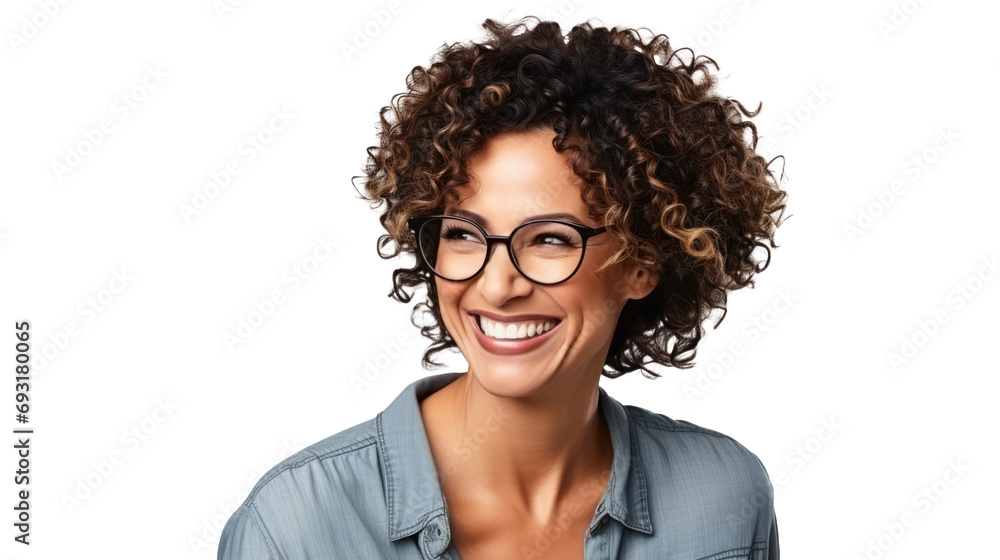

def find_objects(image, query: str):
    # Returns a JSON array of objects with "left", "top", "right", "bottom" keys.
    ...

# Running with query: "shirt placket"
[
  {"left": 583, "top": 500, "right": 614, "bottom": 560},
  {"left": 417, "top": 514, "right": 452, "bottom": 560}
]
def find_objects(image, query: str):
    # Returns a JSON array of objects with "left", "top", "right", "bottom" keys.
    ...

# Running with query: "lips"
[
  {"left": 474, "top": 314, "right": 558, "bottom": 340},
  {"left": 467, "top": 312, "right": 560, "bottom": 356},
  {"left": 471, "top": 310, "right": 562, "bottom": 323}
]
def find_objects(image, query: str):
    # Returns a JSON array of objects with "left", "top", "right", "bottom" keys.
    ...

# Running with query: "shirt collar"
[{"left": 376, "top": 371, "right": 653, "bottom": 544}]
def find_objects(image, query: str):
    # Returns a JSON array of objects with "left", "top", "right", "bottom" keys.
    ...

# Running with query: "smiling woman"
[
  {"left": 219, "top": 15, "right": 787, "bottom": 560},
  {"left": 423, "top": 129, "right": 658, "bottom": 399}
]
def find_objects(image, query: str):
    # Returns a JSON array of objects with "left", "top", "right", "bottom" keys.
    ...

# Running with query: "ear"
[{"left": 621, "top": 263, "right": 660, "bottom": 302}]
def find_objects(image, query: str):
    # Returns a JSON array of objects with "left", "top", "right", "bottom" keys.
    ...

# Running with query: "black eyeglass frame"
[{"left": 408, "top": 215, "right": 609, "bottom": 286}]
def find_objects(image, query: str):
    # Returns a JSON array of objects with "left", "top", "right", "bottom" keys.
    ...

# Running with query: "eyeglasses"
[{"left": 408, "top": 215, "right": 608, "bottom": 285}]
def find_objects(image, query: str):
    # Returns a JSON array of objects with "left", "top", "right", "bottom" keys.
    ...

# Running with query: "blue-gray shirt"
[{"left": 218, "top": 371, "right": 779, "bottom": 559}]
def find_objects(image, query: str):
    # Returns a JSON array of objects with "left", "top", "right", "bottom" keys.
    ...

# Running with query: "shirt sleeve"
[
  {"left": 763, "top": 505, "right": 780, "bottom": 560},
  {"left": 749, "top": 452, "right": 779, "bottom": 560},
  {"left": 217, "top": 504, "right": 277, "bottom": 560}
]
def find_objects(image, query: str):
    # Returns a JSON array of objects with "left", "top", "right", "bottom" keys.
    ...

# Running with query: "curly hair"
[{"left": 353, "top": 16, "right": 789, "bottom": 379}]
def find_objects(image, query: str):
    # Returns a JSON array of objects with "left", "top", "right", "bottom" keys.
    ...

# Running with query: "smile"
[
  {"left": 467, "top": 313, "right": 561, "bottom": 355},
  {"left": 477, "top": 314, "right": 556, "bottom": 340}
]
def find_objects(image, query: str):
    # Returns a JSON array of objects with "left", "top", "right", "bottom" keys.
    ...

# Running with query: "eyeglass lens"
[{"left": 418, "top": 217, "right": 586, "bottom": 284}]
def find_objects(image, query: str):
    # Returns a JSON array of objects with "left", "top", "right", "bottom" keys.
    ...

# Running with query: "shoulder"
[
  {"left": 252, "top": 416, "right": 381, "bottom": 508},
  {"left": 244, "top": 416, "right": 381, "bottom": 506},
  {"left": 218, "top": 417, "right": 384, "bottom": 559},
  {"left": 619, "top": 403, "right": 780, "bottom": 559},
  {"left": 624, "top": 403, "right": 774, "bottom": 519},
  {"left": 626, "top": 404, "right": 770, "bottom": 475}
]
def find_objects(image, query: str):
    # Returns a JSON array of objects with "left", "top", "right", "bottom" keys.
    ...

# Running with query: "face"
[{"left": 433, "top": 127, "right": 657, "bottom": 399}]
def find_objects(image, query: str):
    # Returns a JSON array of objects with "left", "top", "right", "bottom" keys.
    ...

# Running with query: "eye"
[
  {"left": 441, "top": 224, "right": 483, "bottom": 243},
  {"left": 535, "top": 233, "right": 574, "bottom": 246}
]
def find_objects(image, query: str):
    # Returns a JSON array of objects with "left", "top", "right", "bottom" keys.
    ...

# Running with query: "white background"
[{"left": 2, "top": 0, "right": 997, "bottom": 558}]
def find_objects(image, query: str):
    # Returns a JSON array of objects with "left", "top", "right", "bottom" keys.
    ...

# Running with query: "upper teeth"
[{"left": 478, "top": 315, "right": 555, "bottom": 340}]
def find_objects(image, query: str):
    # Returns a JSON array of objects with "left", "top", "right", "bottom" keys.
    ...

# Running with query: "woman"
[{"left": 219, "top": 16, "right": 786, "bottom": 560}]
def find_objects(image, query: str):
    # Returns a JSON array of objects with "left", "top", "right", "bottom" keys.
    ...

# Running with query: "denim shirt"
[{"left": 218, "top": 371, "right": 779, "bottom": 559}]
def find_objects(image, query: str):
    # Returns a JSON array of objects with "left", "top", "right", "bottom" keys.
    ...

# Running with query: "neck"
[{"left": 420, "top": 366, "right": 613, "bottom": 523}]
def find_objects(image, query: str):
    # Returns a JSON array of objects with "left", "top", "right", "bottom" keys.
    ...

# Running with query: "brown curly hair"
[{"left": 353, "top": 16, "right": 789, "bottom": 379}]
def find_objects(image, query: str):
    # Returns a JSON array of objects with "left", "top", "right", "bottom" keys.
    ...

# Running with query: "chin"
[{"left": 467, "top": 359, "right": 561, "bottom": 399}]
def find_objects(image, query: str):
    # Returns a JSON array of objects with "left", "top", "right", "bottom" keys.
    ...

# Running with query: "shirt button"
[{"left": 600, "top": 516, "right": 609, "bottom": 525}]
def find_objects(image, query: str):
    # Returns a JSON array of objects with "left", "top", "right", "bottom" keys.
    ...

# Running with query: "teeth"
[{"left": 478, "top": 315, "right": 556, "bottom": 340}]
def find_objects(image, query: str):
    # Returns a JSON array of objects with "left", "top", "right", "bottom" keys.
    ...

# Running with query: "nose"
[{"left": 475, "top": 241, "right": 533, "bottom": 304}]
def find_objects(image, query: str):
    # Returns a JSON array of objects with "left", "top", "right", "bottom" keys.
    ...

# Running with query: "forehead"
[{"left": 447, "top": 130, "right": 595, "bottom": 229}]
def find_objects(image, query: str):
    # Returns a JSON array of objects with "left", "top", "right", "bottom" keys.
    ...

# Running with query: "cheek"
[
  {"left": 561, "top": 277, "right": 610, "bottom": 330},
  {"left": 574, "top": 273, "right": 626, "bottom": 336},
  {"left": 579, "top": 264, "right": 619, "bottom": 303},
  {"left": 435, "top": 278, "right": 461, "bottom": 305},
  {"left": 434, "top": 279, "right": 464, "bottom": 328}
]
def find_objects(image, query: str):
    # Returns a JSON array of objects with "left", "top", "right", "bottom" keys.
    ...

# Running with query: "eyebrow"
[{"left": 445, "top": 208, "right": 589, "bottom": 229}]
